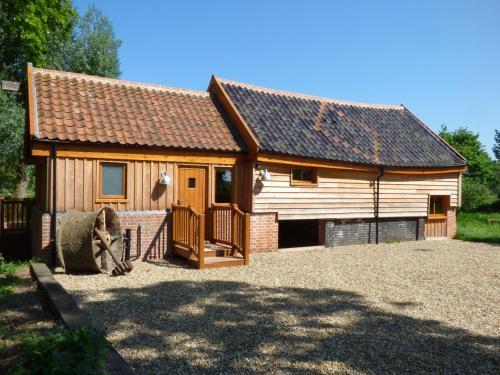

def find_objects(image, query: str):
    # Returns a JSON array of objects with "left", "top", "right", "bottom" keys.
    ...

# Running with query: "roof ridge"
[
  {"left": 215, "top": 76, "right": 404, "bottom": 110},
  {"left": 33, "top": 67, "right": 209, "bottom": 97}
]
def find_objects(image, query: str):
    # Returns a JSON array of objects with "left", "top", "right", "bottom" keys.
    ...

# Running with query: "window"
[
  {"left": 99, "top": 162, "right": 126, "bottom": 200},
  {"left": 429, "top": 195, "right": 449, "bottom": 217},
  {"left": 215, "top": 167, "right": 232, "bottom": 203},
  {"left": 188, "top": 178, "right": 196, "bottom": 188},
  {"left": 291, "top": 168, "right": 317, "bottom": 185}
]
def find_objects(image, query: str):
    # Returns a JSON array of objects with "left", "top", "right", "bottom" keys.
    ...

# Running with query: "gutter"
[
  {"left": 375, "top": 165, "right": 384, "bottom": 244},
  {"left": 51, "top": 143, "right": 57, "bottom": 266}
]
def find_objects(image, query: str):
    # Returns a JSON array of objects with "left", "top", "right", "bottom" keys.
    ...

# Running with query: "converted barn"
[{"left": 25, "top": 65, "right": 466, "bottom": 268}]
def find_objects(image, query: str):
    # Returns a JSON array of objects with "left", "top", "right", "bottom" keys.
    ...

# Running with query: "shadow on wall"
[{"left": 73, "top": 279, "right": 499, "bottom": 374}]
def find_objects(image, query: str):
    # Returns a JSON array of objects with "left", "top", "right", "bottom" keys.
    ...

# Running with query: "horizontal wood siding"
[
  {"left": 45, "top": 157, "right": 240, "bottom": 212},
  {"left": 253, "top": 164, "right": 460, "bottom": 220}
]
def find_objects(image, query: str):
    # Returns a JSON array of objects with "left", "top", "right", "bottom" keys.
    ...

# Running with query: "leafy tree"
[
  {"left": 439, "top": 126, "right": 495, "bottom": 184},
  {"left": 0, "top": 0, "right": 76, "bottom": 79},
  {"left": 0, "top": 89, "right": 30, "bottom": 197},
  {"left": 494, "top": 129, "right": 500, "bottom": 161},
  {"left": 0, "top": 2, "right": 121, "bottom": 198},
  {"left": 439, "top": 125, "right": 498, "bottom": 210},
  {"left": 61, "top": 5, "right": 121, "bottom": 78}
]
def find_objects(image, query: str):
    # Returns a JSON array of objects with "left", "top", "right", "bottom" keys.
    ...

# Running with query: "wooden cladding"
[
  {"left": 425, "top": 217, "right": 447, "bottom": 238},
  {"left": 253, "top": 164, "right": 460, "bottom": 220},
  {"left": 37, "top": 156, "right": 244, "bottom": 213}
]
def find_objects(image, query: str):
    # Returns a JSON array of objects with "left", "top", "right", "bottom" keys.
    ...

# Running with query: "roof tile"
[{"left": 32, "top": 68, "right": 244, "bottom": 152}]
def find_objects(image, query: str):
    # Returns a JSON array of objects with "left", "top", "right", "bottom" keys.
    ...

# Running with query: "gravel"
[{"left": 55, "top": 240, "right": 500, "bottom": 374}]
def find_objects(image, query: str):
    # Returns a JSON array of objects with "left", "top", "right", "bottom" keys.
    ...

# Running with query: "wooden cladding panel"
[
  {"left": 425, "top": 218, "right": 447, "bottom": 238},
  {"left": 46, "top": 157, "right": 239, "bottom": 213},
  {"left": 52, "top": 158, "right": 176, "bottom": 212},
  {"left": 253, "top": 164, "right": 460, "bottom": 220}
]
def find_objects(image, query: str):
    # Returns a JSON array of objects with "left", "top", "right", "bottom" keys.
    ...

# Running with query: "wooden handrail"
[
  {"left": 210, "top": 203, "right": 250, "bottom": 265},
  {"left": 172, "top": 204, "right": 205, "bottom": 268}
]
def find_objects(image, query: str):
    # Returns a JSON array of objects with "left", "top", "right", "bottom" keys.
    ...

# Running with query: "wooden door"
[
  {"left": 424, "top": 218, "right": 447, "bottom": 238},
  {"left": 177, "top": 167, "right": 207, "bottom": 213}
]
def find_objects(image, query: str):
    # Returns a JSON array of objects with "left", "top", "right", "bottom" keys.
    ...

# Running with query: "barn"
[{"left": 25, "top": 65, "right": 467, "bottom": 268}]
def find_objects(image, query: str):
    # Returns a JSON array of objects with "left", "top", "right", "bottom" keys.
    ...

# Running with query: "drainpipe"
[
  {"left": 51, "top": 143, "right": 57, "bottom": 266},
  {"left": 375, "top": 165, "right": 384, "bottom": 244}
]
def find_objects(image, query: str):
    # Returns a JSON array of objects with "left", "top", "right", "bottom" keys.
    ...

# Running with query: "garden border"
[{"left": 30, "top": 263, "right": 135, "bottom": 375}]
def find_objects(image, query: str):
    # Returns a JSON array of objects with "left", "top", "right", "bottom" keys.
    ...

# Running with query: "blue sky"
[{"left": 74, "top": 0, "right": 499, "bottom": 156}]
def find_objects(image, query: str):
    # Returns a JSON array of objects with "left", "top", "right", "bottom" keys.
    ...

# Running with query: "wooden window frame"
[
  {"left": 290, "top": 167, "right": 318, "bottom": 186},
  {"left": 214, "top": 166, "right": 234, "bottom": 204},
  {"left": 97, "top": 161, "right": 128, "bottom": 203},
  {"left": 428, "top": 195, "right": 449, "bottom": 219}
]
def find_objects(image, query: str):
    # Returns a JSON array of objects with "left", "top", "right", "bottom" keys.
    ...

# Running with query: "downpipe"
[{"left": 375, "top": 165, "right": 384, "bottom": 244}]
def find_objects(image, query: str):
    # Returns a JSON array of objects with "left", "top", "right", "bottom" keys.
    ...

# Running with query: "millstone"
[{"left": 56, "top": 207, "right": 123, "bottom": 273}]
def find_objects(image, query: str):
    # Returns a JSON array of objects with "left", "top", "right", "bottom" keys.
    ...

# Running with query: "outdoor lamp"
[
  {"left": 260, "top": 169, "right": 272, "bottom": 182},
  {"left": 159, "top": 172, "right": 172, "bottom": 185}
]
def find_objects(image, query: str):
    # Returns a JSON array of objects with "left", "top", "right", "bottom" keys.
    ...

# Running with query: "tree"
[
  {"left": 61, "top": 5, "right": 121, "bottom": 78},
  {"left": 0, "top": 2, "right": 121, "bottom": 198},
  {"left": 494, "top": 129, "right": 500, "bottom": 161},
  {"left": 0, "top": 0, "right": 76, "bottom": 79},
  {"left": 439, "top": 125, "right": 498, "bottom": 210},
  {"left": 0, "top": 90, "right": 28, "bottom": 196}
]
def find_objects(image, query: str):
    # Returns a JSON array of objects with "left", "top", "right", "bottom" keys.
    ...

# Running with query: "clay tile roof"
[
  {"left": 217, "top": 78, "right": 467, "bottom": 168},
  {"left": 30, "top": 68, "right": 244, "bottom": 152}
]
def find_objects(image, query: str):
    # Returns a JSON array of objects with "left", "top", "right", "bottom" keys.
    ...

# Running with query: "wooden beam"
[
  {"left": 31, "top": 143, "right": 240, "bottom": 165},
  {"left": 208, "top": 76, "right": 260, "bottom": 155},
  {"left": 26, "top": 63, "right": 36, "bottom": 137},
  {"left": 256, "top": 153, "right": 466, "bottom": 175},
  {"left": 257, "top": 154, "right": 378, "bottom": 173}
]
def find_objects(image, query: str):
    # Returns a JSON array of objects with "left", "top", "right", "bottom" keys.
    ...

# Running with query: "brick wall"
[
  {"left": 249, "top": 212, "right": 278, "bottom": 252},
  {"left": 30, "top": 207, "right": 52, "bottom": 263},
  {"left": 33, "top": 208, "right": 170, "bottom": 264},
  {"left": 324, "top": 217, "right": 425, "bottom": 247},
  {"left": 446, "top": 209, "right": 457, "bottom": 239},
  {"left": 117, "top": 211, "right": 169, "bottom": 260}
]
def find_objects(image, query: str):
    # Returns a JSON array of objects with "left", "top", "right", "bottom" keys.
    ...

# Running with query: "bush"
[
  {"left": 460, "top": 178, "right": 496, "bottom": 212},
  {"left": 9, "top": 326, "right": 109, "bottom": 375}
]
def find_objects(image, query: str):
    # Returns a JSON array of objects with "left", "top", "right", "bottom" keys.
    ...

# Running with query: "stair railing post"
[
  {"left": 231, "top": 205, "right": 237, "bottom": 254},
  {"left": 199, "top": 214, "right": 205, "bottom": 269},
  {"left": 244, "top": 213, "right": 250, "bottom": 265}
]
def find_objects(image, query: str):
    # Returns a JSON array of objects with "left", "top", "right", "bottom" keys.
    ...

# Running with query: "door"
[{"left": 177, "top": 167, "right": 207, "bottom": 214}]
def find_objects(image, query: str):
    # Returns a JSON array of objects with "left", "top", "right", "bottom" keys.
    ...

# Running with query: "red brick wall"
[
  {"left": 34, "top": 208, "right": 170, "bottom": 264},
  {"left": 447, "top": 208, "right": 457, "bottom": 239},
  {"left": 30, "top": 207, "right": 52, "bottom": 263},
  {"left": 117, "top": 211, "right": 169, "bottom": 260},
  {"left": 249, "top": 212, "right": 278, "bottom": 252}
]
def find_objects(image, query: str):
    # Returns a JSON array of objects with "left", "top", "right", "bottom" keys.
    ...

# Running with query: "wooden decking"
[
  {"left": 171, "top": 203, "right": 250, "bottom": 269},
  {"left": 173, "top": 242, "right": 245, "bottom": 269}
]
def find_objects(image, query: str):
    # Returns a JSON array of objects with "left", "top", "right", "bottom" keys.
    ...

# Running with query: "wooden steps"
[
  {"left": 203, "top": 255, "right": 245, "bottom": 269},
  {"left": 173, "top": 242, "right": 246, "bottom": 269}
]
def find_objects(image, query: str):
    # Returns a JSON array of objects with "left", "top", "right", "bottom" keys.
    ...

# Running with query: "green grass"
[
  {"left": 456, "top": 212, "right": 500, "bottom": 244},
  {"left": 0, "top": 254, "right": 30, "bottom": 300}
]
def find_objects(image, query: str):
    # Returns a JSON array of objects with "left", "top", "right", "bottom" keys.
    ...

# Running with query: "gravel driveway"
[{"left": 56, "top": 240, "right": 500, "bottom": 374}]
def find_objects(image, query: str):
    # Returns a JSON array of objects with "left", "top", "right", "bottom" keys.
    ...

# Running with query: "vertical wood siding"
[
  {"left": 45, "top": 157, "right": 239, "bottom": 212},
  {"left": 253, "top": 164, "right": 460, "bottom": 220}
]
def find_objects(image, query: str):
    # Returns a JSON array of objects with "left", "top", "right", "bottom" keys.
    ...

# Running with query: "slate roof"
[
  {"left": 218, "top": 78, "right": 466, "bottom": 168},
  {"left": 29, "top": 68, "right": 244, "bottom": 152}
]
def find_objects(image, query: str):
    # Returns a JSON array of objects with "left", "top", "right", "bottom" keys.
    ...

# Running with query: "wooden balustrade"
[
  {"left": 1, "top": 199, "right": 32, "bottom": 233},
  {"left": 172, "top": 204, "right": 205, "bottom": 268},
  {"left": 211, "top": 203, "right": 250, "bottom": 265}
]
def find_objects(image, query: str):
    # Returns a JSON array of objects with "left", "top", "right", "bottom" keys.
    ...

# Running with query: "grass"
[
  {"left": 0, "top": 255, "right": 30, "bottom": 300},
  {"left": 456, "top": 212, "right": 500, "bottom": 244}
]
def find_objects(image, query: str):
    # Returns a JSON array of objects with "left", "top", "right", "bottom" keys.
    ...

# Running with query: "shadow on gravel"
[{"left": 76, "top": 280, "right": 500, "bottom": 374}]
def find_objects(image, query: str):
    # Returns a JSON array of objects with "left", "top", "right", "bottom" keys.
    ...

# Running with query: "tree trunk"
[{"left": 12, "top": 163, "right": 28, "bottom": 198}]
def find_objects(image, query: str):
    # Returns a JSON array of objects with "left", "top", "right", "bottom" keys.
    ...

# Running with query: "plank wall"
[
  {"left": 253, "top": 164, "right": 460, "bottom": 220},
  {"left": 38, "top": 157, "right": 241, "bottom": 212}
]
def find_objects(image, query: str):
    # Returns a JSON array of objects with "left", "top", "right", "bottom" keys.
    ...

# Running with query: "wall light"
[
  {"left": 159, "top": 172, "right": 172, "bottom": 185},
  {"left": 259, "top": 168, "right": 272, "bottom": 182}
]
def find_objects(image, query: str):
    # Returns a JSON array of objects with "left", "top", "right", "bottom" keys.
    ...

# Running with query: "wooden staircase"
[
  {"left": 171, "top": 203, "right": 250, "bottom": 269},
  {"left": 202, "top": 243, "right": 245, "bottom": 268}
]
